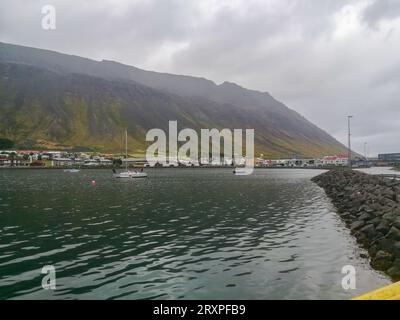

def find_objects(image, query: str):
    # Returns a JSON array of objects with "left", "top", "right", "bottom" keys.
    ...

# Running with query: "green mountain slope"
[{"left": 0, "top": 42, "right": 348, "bottom": 157}]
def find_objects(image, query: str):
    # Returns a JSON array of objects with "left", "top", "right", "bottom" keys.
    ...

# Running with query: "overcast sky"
[{"left": 1, "top": 0, "right": 399, "bottom": 156}]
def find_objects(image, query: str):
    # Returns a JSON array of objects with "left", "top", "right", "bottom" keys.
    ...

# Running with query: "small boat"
[
  {"left": 64, "top": 169, "right": 80, "bottom": 173},
  {"left": 113, "top": 131, "right": 148, "bottom": 179},
  {"left": 114, "top": 170, "right": 147, "bottom": 178},
  {"left": 233, "top": 167, "right": 247, "bottom": 175}
]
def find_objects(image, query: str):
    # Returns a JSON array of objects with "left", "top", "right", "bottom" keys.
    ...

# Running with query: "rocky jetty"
[{"left": 312, "top": 169, "right": 400, "bottom": 280}]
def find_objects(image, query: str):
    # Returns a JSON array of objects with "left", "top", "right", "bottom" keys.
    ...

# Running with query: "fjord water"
[{"left": 0, "top": 169, "right": 389, "bottom": 299}]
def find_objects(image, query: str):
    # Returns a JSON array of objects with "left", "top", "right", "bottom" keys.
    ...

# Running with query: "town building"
[
  {"left": 321, "top": 154, "right": 349, "bottom": 166},
  {"left": 378, "top": 153, "right": 400, "bottom": 163}
]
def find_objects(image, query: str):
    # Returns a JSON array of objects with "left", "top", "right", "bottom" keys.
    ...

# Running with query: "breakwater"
[{"left": 312, "top": 170, "right": 400, "bottom": 280}]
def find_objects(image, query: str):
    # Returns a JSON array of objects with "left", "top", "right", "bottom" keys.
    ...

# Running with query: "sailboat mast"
[{"left": 125, "top": 130, "right": 128, "bottom": 171}]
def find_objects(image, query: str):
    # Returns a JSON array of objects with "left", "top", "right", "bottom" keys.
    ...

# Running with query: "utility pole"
[
  {"left": 347, "top": 115, "right": 353, "bottom": 168},
  {"left": 364, "top": 142, "right": 367, "bottom": 160},
  {"left": 364, "top": 142, "right": 368, "bottom": 167}
]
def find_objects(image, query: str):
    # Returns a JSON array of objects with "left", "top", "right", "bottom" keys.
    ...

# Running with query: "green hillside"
[{"left": 0, "top": 42, "right": 348, "bottom": 157}]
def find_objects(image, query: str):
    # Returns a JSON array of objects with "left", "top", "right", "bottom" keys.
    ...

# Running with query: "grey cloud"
[{"left": 363, "top": 0, "right": 400, "bottom": 27}]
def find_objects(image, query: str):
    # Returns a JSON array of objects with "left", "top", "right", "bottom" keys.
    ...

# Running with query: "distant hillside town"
[{"left": 0, "top": 150, "right": 398, "bottom": 168}]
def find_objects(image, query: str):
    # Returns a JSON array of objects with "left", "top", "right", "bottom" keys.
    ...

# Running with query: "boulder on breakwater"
[{"left": 312, "top": 169, "right": 400, "bottom": 281}]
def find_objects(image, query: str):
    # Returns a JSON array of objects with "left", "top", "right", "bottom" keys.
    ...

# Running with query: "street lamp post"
[
  {"left": 364, "top": 142, "right": 368, "bottom": 160},
  {"left": 348, "top": 115, "right": 353, "bottom": 168},
  {"left": 364, "top": 142, "right": 368, "bottom": 167}
]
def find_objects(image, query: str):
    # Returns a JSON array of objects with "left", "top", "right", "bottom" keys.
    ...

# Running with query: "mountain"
[{"left": 0, "top": 42, "right": 347, "bottom": 157}]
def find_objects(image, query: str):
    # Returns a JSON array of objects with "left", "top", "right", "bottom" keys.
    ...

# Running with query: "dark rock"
[
  {"left": 393, "top": 217, "right": 400, "bottom": 229},
  {"left": 387, "top": 266, "right": 400, "bottom": 280},
  {"left": 394, "top": 242, "right": 400, "bottom": 255},
  {"left": 382, "top": 212, "right": 397, "bottom": 222},
  {"left": 371, "top": 250, "right": 394, "bottom": 271},
  {"left": 387, "top": 259, "right": 400, "bottom": 280},
  {"left": 350, "top": 220, "right": 365, "bottom": 231},
  {"left": 370, "top": 233, "right": 386, "bottom": 243},
  {"left": 369, "top": 217, "right": 381, "bottom": 227},
  {"left": 369, "top": 203, "right": 382, "bottom": 211},
  {"left": 359, "top": 224, "right": 375, "bottom": 238},
  {"left": 340, "top": 211, "right": 351, "bottom": 219},
  {"left": 392, "top": 258, "right": 400, "bottom": 268},
  {"left": 382, "top": 189, "right": 395, "bottom": 199},
  {"left": 376, "top": 238, "right": 395, "bottom": 252},
  {"left": 376, "top": 220, "right": 391, "bottom": 234},
  {"left": 359, "top": 212, "right": 373, "bottom": 221},
  {"left": 368, "top": 244, "right": 379, "bottom": 257},
  {"left": 355, "top": 232, "right": 368, "bottom": 245},
  {"left": 386, "top": 226, "right": 400, "bottom": 241}
]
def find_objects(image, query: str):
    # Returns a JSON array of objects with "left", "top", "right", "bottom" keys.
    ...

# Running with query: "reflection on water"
[{"left": 0, "top": 168, "right": 390, "bottom": 299}]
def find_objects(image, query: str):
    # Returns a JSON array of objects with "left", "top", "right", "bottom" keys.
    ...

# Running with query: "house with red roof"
[{"left": 322, "top": 154, "right": 349, "bottom": 166}]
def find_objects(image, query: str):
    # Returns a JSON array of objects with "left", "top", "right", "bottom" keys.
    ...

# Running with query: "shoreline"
[
  {"left": 0, "top": 165, "right": 367, "bottom": 170},
  {"left": 312, "top": 169, "right": 400, "bottom": 281}
]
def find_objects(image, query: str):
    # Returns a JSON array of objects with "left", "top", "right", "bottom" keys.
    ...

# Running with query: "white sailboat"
[{"left": 113, "top": 131, "right": 147, "bottom": 178}]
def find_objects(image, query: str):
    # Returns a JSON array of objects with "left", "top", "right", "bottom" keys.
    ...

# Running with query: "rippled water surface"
[{"left": 0, "top": 168, "right": 390, "bottom": 299}]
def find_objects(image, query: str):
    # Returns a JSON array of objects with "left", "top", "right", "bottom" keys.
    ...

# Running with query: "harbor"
[
  {"left": 1, "top": 149, "right": 397, "bottom": 169},
  {"left": 0, "top": 168, "right": 392, "bottom": 299},
  {"left": 2, "top": 0, "right": 400, "bottom": 306}
]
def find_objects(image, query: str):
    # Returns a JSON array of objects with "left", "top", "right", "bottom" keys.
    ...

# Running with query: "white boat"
[
  {"left": 64, "top": 169, "right": 80, "bottom": 173},
  {"left": 233, "top": 167, "right": 248, "bottom": 175},
  {"left": 114, "top": 171, "right": 147, "bottom": 178},
  {"left": 113, "top": 131, "right": 147, "bottom": 179}
]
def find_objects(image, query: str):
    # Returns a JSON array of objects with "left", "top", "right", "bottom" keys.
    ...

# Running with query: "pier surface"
[{"left": 354, "top": 281, "right": 400, "bottom": 300}]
